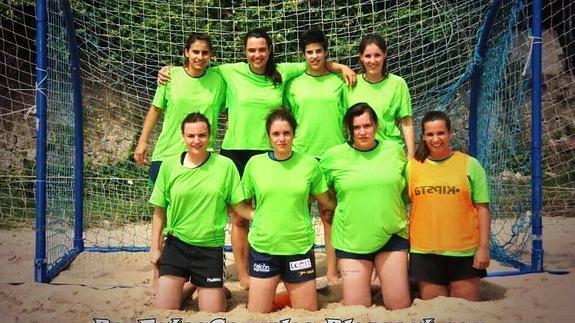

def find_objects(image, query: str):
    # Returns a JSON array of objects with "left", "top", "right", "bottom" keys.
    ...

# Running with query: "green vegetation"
[{"left": 0, "top": 174, "right": 35, "bottom": 228}]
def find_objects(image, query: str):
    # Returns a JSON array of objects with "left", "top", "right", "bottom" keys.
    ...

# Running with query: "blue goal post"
[{"left": 33, "top": 0, "right": 545, "bottom": 282}]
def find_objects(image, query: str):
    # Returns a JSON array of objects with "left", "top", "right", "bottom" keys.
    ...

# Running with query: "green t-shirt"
[
  {"left": 284, "top": 72, "right": 346, "bottom": 158},
  {"left": 149, "top": 153, "right": 244, "bottom": 247},
  {"left": 407, "top": 153, "right": 490, "bottom": 256},
  {"left": 242, "top": 151, "right": 328, "bottom": 255},
  {"left": 215, "top": 62, "right": 306, "bottom": 150},
  {"left": 320, "top": 141, "right": 408, "bottom": 253},
  {"left": 151, "top": 67, "right": 225, "bottom": 160},
  {"left": 344, "top": 73, "right": 412, "bottom": 146}
]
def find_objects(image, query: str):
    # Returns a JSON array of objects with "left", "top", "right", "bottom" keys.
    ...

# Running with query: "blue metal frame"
[
  {"left": 467, "top": 0, "right": 547, "bottom": 277},
  {"left": 34, "top": 0, "right": 85, "bottom": 283},
  {"left": 45, "top": 249, "right": 82, "bottom": 281},
  {"left": 487, "top": 0, "right": 546, "bottom": 277},
  {"left": 60, "top": 0, "right": 85, "bottom": 254},
  {"left": 468, "top": 0, "right": 503, "bottom": 157},
  {"left": 34, "top": 0, "right": 49, "bottom": 283},
  {"left": 530, "top": 0, "right": 544, "bottom": 273}
]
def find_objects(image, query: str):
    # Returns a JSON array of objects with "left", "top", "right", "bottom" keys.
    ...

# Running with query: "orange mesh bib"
[{"left": 408, "top": 152, "right": 479, "bottom": 252}]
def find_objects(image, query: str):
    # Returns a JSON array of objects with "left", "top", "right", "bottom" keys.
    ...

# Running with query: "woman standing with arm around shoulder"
[
  {"left": 408, "top": 111, "right": 491, "bottom": 301},
  {"left": 284, "top": 28, "right": 347, "bottom": 285},
  {"left": 134, "top": 33, "right": 225, "bottom": 183},
  {"left": 149, "top": 113, "right": 252, "bottom": 311},
  {"left": 344, "top": 34, "right": 415, "bottom": 159},
  {"left": 156, "top": 29, "right": 356, "bottom": 172},
  {"left": 319, "top": 103, "right": 411, "bottom": 310},
  {"left": 240, "top": 108, "right": 335, "bottom": 313}
]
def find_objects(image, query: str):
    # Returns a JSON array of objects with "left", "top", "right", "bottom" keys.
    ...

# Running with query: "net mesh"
[
  {"left": 0, "top": 0, "right": 573, "bottom": 281},
  {"left": 0, "top": 2, "right": 36, "bottom": 228}
]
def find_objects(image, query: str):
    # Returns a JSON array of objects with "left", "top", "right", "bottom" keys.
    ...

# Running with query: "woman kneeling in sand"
[
  {"left": 149, "top": 112, "right": 252, "bottom": 311},
  {"left": 407, "top": 111, "right": 491, "bottom": 301}
]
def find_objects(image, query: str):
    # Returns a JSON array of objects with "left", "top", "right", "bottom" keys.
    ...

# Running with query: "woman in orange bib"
[{"left": 407, "top": 111, "right": 491, "bottom": 301}]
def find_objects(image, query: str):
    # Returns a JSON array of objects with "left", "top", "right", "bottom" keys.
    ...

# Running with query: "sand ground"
[{"left": 0, "top": 216, "right": 574, "bottom": 322}]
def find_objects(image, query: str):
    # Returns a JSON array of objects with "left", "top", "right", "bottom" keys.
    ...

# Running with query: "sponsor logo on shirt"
[
  {"left": 289, "top": 259, "right": 312, "bottom": 271},
  {"left": 253, "top": 263, "right": 270, "bottom": 272},
  {"left": 414, "top": 185, "right": 460, "bottom": 195}
]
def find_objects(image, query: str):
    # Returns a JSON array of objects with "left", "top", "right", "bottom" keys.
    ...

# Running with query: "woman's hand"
[
  {"left": 339, "top": 65, "right": 357, "bottom": 86},
  {"left": 157, "top": 66, "right": 171, "bottom": 85},
  {"left": 150, "top": 247, "right": 161, "bottom": 269},
  {"left": 473, "top": 246, "right": 490, "bottom": 270},
  {"left": 134, "top": 141, "right": 148, "bottom": 165}
]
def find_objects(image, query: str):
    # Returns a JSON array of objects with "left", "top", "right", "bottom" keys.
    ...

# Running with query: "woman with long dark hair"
[
  {"left": 408, "top": 110, "right": 491, "bottom": 301},
  {"left": 135, "top": 33, "right": 225, "bottom": 184}
]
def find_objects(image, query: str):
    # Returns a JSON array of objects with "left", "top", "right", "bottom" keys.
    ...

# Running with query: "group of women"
[{"left": 134, "top": 28, "right": 492, "bottom": 313}]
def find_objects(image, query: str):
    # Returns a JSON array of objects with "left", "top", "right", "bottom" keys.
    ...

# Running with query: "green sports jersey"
[
  {"left": 467, "top": 156, "right": 491, "bottom": 203},
  {"left": 344, "top": 73, "right": 412, "bottom": 146},
  {"left": 149, "top": 153, "right": 244, "bottom": 247},
  {"left": 151, "top": 67, "right": 225, "bottom": 160},
  {"left": 284, "top": 72, "right": 346, "bottom": 158},
  {"left": 407, "top": 153, "right": 490, "bottom": 257},
  {"left": 215, "top": 62, "right": 306, "bottom": 150},
  {"left": 320, "top": 141, "right": 408, "bottom": 253},
  {"left": 242, "top": 151, "right": 328, "bottom": 255}
]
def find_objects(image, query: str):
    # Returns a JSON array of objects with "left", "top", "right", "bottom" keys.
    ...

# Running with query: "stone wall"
[
  {"left": 82, "top": 84, "right": 141, "bottom": 168},
  {"left": 0, "top": 114, "right": 36, "bottom": 175},
  {"left": 540, "top": 29, "right": 575, "bottom": 216}
]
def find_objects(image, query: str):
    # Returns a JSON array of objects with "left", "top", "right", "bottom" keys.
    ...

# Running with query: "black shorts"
[
  {"left": 249, "top": 246, "right": 316, "bottom": 283},
  {"left": 220, "top": 149, "right": 265, "bottom": 176},
  {"left": 335, "top": 234, "right": 409, "bottom": 261},
  {"left": 409, "top": 253, "right": 487, "bottom": 286},
  {"left": 148, "top": 160, "right": 162, "bottom": 185},
  {"left": 158, "top": 235, "right": 224, "bottom": 288}
]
